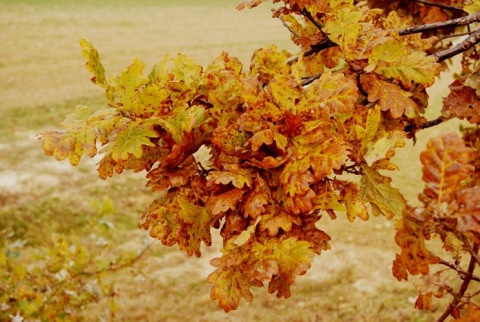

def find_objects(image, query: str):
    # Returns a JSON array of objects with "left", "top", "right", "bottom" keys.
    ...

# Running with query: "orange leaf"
[
  {"left": 420, "top": 133, "right": 474, "bottom": 203},
  {"left": 207, "top": 164, "right": 253, "bottom": 189},
  {"left": 210, "top": 189, "right": 245, "bottom": 216},
  {"left": 361, "top": 74, "right": 417, "bottom": 119},
  {"left": 453, "top": 304, "right": 480, "bottom": 322}
]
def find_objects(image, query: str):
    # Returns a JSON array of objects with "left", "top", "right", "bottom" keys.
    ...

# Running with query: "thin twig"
[
  {"left": 404, "top": 116, "right": 446, "bottom": 133},
  {"left": 410, "top": 0, "right": 466, "bottom": 13},
  {"left": 437, "top": 244, "right": 478, "bottom": 322},
  {"left": 439, "top": 259, "right": 480, "bottom": 282}
]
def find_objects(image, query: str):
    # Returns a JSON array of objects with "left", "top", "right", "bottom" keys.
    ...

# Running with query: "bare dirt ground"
[{"left": 0, "top": 1, "right": 461, "bottom": 321}]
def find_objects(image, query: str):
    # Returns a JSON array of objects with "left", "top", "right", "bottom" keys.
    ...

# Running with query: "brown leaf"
[
  {"left": 442, "top": 79, "right": 480, "bottom": 124},
  {"left": 456, "top": 187, "right": 480, "bottom": 234}
]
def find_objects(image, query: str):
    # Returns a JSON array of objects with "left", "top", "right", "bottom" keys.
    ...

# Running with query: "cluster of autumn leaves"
[{"left": 40, "top": 0, "right": 480, "bottom": 316}]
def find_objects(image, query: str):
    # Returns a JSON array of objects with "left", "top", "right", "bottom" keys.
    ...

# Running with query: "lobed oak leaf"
[
  {"left": 40, "top": 106, "right": 102, "bottom": 166},
  {"left": 420, "top": 133, "right": 474, "bottom": 204},
  {"left": 301, "top": 70, "right": 358, "bottom": 115},
  {"left": 442, "top": 79, "right": 480, "bottom": 124},
  {"left": 207, "top": 165, "right": 253, "bottom": 189},
  {"left": 114, "top": 58, "right": 150, "bottom": 112},
  {"left": 171, "top": 53, "right": 203, "bottom": 87},
  {"left": 258, "top": 209, "right": 299, "bottom": 236},
  {"left": 155, "top": 105, "right": 209, "bottom": 143},
  {"left": 244, "top": 189, "right": 269, "bottom": 219},
  {"left": 323, "top": 7, "right": 362, "bottom": 59},
  {"left": 269, "top": 75, "right": 302, "bottom": 113},
  {"left": 146, "top": 156, "right": 198, "bottom": 192},
  {"left": 375, "top": 50, "right": 440, "bottom": 88},
  {"left": 361, "top": 74, "right": 417, "bottom": 119},
  {"left": 207, "top": 266, "right": 254, "bottom": 312},
  {"left": 264, "top": 237, "right": 315, "bottom": 298},
  {"left": 210, "top": 188, "right": 245, "bottom": 216},
  {"left": 279, "top": 160, "right": 313, "bottom": 197},
  {"left": 246, "top": 126, "right": 288, "bottom": 152},
  {"left": 107, "top": 118, "right": 159, "bottom": 162},
  {"left": 289, "top": 214, "right": 331, "bottom": 254},
  {"left": 360, "top": 163, "right": 405, "bottom": 220},
  {"left": 309, "top": 139, "right": 350, "bottom": 181},
  {"left": 247, "top": 154, "right": 290, "bottom": 169},
  {"left": 249, "top": 45, "right": 291, "bottom": 84},
  {"left": 312, "top": 182, "right": 345, "bottom": 219},
  {"left": 99, "top": 145, "right": 168, "bottom": 180},
  {"left": 364, "top": 130, "right": 406, "bottom": 168},
  {"left": 341, "top": 182, "right": 369, "bottom": 222},
  {"left": 393, "top": 208, "right": 440, "bottom": 281},
  {"left": 234, "top": 216, "right": 262, "bottom": 246},
  {"left": 79, "top": 39, "right": 115, "bottom": 103}
]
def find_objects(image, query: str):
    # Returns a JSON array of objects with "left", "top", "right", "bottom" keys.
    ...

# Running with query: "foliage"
[
  {"left": 38, "top": 0, "right": 480, "bottom": 320},
  {"left": 0, "top": 234, "right": 149, "bottom": 321}
]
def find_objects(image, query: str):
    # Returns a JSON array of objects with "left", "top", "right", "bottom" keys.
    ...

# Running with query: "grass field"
[{"left": 0, "top": 1, "right": 465, "bottom": 321}]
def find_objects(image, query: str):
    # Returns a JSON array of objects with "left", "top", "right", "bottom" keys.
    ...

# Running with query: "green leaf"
[
  {"left": 107, "top": 118, "right": 159, "bottom": 162},
  {"left": 155, "top": 105, "right": 208, "bottom": 143}
]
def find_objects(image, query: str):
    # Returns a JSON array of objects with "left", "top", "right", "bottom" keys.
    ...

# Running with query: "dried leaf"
[{"left": 442, "top": 79, "right": 480, "bottom": 124}]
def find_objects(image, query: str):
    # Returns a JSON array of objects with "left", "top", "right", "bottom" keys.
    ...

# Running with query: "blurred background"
[{"left": 0, "top": 0, "right": 456, "bottom": 321}]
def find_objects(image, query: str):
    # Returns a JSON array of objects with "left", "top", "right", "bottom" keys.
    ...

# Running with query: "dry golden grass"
[{"left": 0, "top": 1, "right": 467, "bottom": 321}]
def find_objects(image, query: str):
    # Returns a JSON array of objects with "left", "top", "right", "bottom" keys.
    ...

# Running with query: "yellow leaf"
[
  {"left": 323, "top": 7, "right": 362, "bottom": 58},
  {"left": 360, "top": 163, "right": 406, "bottom": 220},
  {"left": 79, "top": 39, "right": 115, "bottom": 104},
  {"left": 464, "top": 0, "right": 480, "bottom": 14},
  {"left": 107, "top": 118, "right": 158, "bottom": 162},
  {"left": 301, "top": 70, "right": 358, "bottom": 115},
  {"left": 375, "top": 50, "right": 440, "bottom": 88},
  {"left": 234, "top": 216, "right": 261, "bottom": 246}
]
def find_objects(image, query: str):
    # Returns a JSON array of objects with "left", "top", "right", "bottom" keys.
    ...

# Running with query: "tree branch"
[
  {"left": 398, "top": 12, "right": 480, "bottom": 36},
  {"left": 404, "top": 116, "right": 446, "bottom": 133},
  {"left": 439, "top": 259, "right": 480, "bottom": 282},
  {"left": 432, "top": 27, "right": 480, "bottom": 62},
  {"left": 437, "top": 244, "right": 478, "bottom": 322}
]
